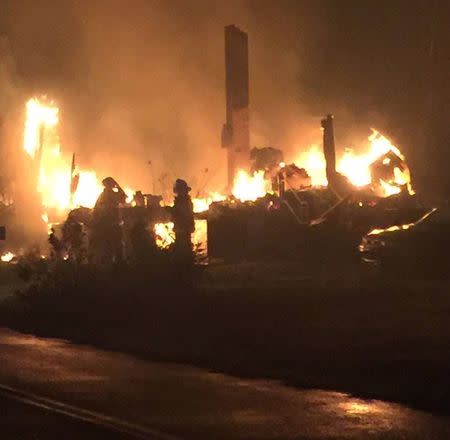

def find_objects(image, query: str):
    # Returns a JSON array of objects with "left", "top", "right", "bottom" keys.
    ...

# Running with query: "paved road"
[
  {"left": 1, "top": 395, "right": 131, "bottom": 439},
  {"left": 1, "top": 327, "right": 449, "bottom": 440}
]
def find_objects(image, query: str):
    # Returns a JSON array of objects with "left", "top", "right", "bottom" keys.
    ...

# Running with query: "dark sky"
[{"left": 0, "top": 0, "right": 449, "bottom": 196}]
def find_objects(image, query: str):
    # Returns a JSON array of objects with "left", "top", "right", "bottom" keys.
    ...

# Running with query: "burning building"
[
  {"left": 206, "top": 25, "right": 421, "bottom": 261},
  {"left": 0, "top": 25, "right": 422, "bottom": 265}
]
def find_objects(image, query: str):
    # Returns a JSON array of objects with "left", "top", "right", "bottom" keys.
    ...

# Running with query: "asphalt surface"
[
  {"left": 1, "top": 395, "right": 131, "bottom": 440},
  {"left": 1, "top": 327, "right": 450, "bottom": 440}
]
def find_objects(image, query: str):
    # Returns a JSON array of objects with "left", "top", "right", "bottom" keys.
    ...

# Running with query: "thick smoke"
[
  {"left": 0, "top": 0, "right": 333, "bottom": 197},
  {"left": 0, "top": 0, "right": 449, "bottom": 201},
  {"left": 67, "top": 0, "right": 331, "bottom": 194}
]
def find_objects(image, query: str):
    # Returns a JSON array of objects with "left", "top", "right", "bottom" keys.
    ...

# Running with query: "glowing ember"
[
  {"left": 368, "top": 208, "right": 436, "bottom": 236},
  {"left": 368, "top": 223, "right": 413, "bottom": 235},
  {"left": 232, "top": 170, "right": 270, "bottom": 202},
  {"left": 1, "top": 252, "right": 15, "bottom": 262}
]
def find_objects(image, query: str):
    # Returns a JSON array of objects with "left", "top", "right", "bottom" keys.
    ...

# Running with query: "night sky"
[{"left": 0, "top": 0, "right": 448, "bottom": 196}]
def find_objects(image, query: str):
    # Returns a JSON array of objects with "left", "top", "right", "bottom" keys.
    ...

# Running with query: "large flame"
[
  {"left": 24, "top": 98, "right": 59, "bottom": 158},
  {"left": 23, "top": 97, "right": 114, "bottom": 215},
  {"left": 72, "top": 171, "right": 103, "bottom": 208},
  {"left": 232, "top": 170, "right": 270, "bottom": 202},
  {"left": 293, "top": 145, "right": 327, "bottom": 187},
  {"left": 192, "top": 192, "right": 226, "bottom": 213},
  {"left": 294, "top": 129, "right": 413, "bottom": 197},
  {"left": 22, "top": 96, "right": 415, "bottom": 260},
  {"left": 24, "top": 98, "right": 71, "bottom": 211},
  {"left": 23, "top": 97, "right": 219, "bottom": 254}
]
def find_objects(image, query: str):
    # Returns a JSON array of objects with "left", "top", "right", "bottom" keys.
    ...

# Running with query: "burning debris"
[
  {"left": 223, "top": 122, "right": 414, "bottom": 207},
  {"left": 203, "top": 25, "right": 421, "bottom": 261},
  {"left": 1, "top": 251, "right": 15, "bottom": 263},
  {"left": 232, "top": 170, "right": 269, "bottom": 202},
  {"left": 6, "top": 101, "right": 419, "bottom": 264},
  {"left": 0, "top": 25, "right": 423, "bottom": 266},
  {"left": 192, "top": 193, "right": 226, "bottom": 213}
]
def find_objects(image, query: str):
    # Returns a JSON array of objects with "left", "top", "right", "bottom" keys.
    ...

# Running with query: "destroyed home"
[{"left": 0, "top": 25, "right": 426, "bottom": 266}]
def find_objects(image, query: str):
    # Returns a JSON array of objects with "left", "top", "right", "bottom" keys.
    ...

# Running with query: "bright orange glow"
[
  {"left": 154, "top": 222, "right": 175, "bottom": 248},
  {"left": 124, "top": 188, "right": 135, "bottom": 204},
  {"left": 192, "top": 219, "right": 207, "bottom": 253},
  {"left": 23, "top": 98, "right": 59, "bottom": 158},
  {"left": 1, "top": 252, "right": 15, "bottom": 262},
  {"left": 379, "top": 179, "right": 401, "bottom": 196},
  {"left": 293, "top": 144, "right": 327, "bottom": 186},
  {"left": 293, "top": 129, "right": 414, "bottom": 197},
  {"left": 72, "top": 171, "right": 103, "bottom": 208},
  {"left": 340, "top": 401, "right": 380, "bottom": 415},
  {"left": 338, "top": 149, "right": 372, "bottom": 187},
  {"left": 193, "top": 192, "right": 226, "bottom": 213},
  {"left": 368, "top": 129, "right": 404, "bottom": 161},
  {"left": 154, "top": 219, "right": 206, "bottom": 250},
  {"left": 368, "top": 208, "right": 436, "bottom": 236},
  {"left": 24, "top": 98, "right": 70, "bottom": 211},
  {"left": 232, "top": 170, "right": 270, "bottom": 202},
  {"left": 368, "top": 223, "right": 413, "bottom": 236},
  {"left": 23, "top": 97, "right": 133, "bottom": 218}
]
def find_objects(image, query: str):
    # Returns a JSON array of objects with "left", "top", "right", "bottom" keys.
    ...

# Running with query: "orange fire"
[
  {"left": 232, "top": 169, "right": 270, "bottom": 202},
  {"left": 192, "top": 192, "right": 226, "bottom": 213},
  {"left": 294, "top": 129, "right": 414, "bottom": 197},
  {"left": 23, "top": 96, "right": 415, "bottom": 257},
  {"left": 1, "top": 251, "right": 15, "bottom": 263},
  {"left": 293, "top": 145, "right": 327, "bottom": 186},
  {"left": 23, "top": 97, "right": 219, "bottom": 252},
  {"left": 154, "top": 222, "right": 175, "bottom": 248},
  {"left": 154, "top": 219, "right": 207, "bottom": 251},
  {"left": 23, "top": 98, "right": 120, "bottom": 216},
  {"left": 24, "top": 98, "right": 70, "bottom": 211},
  {"left": 72, "top": 171, "right": 103, "bottom": 209}
]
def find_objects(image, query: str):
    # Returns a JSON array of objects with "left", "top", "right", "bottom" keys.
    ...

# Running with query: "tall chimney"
[
  {"left": 321, "top": 114, "right": 352, "bottom": 199},
  {"left": 321, "top": 114, "right": 336, "bottom": 182},
  {"left": 221, "top": 25, "right": 250, "bottom": 191}
]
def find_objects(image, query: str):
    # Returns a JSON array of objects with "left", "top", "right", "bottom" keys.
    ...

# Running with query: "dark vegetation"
[{"left": 0, "top": 255, "right": 449, "bottom": 415}]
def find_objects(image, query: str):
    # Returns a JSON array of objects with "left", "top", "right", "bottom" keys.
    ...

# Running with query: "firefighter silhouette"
[
  {"left": 91, "top": 177, "right": 126, "bottom": 263},
  {"left": 171, "top": 179, "right": 195, "bottom": 258}
]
